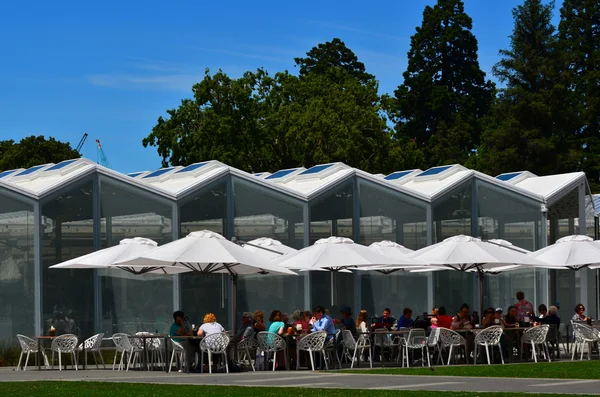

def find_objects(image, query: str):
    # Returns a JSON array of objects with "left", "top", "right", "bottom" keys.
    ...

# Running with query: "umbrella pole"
[
  {"left": 331, "top": 272, "right": 334, "bottom": 307},
  {"left": 231, "top": 274, "right": 237, "bottom": 333},
  {"left": 478, "top": 270, "right": 484, "bottom": 324}
]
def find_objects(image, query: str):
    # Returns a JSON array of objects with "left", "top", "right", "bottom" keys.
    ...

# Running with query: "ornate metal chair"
[
  {"left": 16, "top": 334, "right": 49, "bottom": 371},
  {"left": 256, "top": 331, "right": 287, "bottom": 371},
  {"left": 474, "top": 326, "right": 504, "bottom": 365},
  {"left": 237, "top": 337, "right": 257, "bottom": 371},
  {"left": 200, "top": 332, "right": 230, "bottom": 374},
  {"left": 296, "top": 331, "right": 327, "bottom": 371},
  {"left": 50, "top": 334, "right": 79, "bottom": 371},
  {"left": 521, "top": 325, "right": 550, "bottom": 362},
  {"left": 77, "top": 333, "right": 105, "bottom": 369},
  {"left": 438, "top": 327, "right": 468, "bottom": 365},
  {"left": 571, "top": 322, "right": 597, "bottom": 361}
]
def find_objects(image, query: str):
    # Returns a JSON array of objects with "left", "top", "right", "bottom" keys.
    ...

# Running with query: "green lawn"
[
  {"left": 344, "top": 360, "right": 600, "bottom": 379},
  {"left": 0, "top": 383, "right": 594, "bottom": 397}
]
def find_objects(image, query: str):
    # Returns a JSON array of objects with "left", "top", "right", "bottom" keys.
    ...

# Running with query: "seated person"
[
  {"left": 292, "top": 310, "right": 310, "bottom": 333},
  {"left": 397, "top": 308, "right": 415, "bottom": 328},
  {"left": 235, "top": 312, "right": 255, "bottom": 341},
  {"left": 197, "top": 313, "right": 225, "bottom": 336},
  {"left": 268, "top": 311, "right": 287, "bottom": 335},
  {"left": 437, "top": 306, "right": 453, "bottom": 329},
  {"left": 340, "top": 306, "right": 356, "bottom": 336},
  {"left": 538, "top": 305, "right": 560, "bottom": 326},
  {"left": 572, "top": 303, "right": 591, "bottom": 324},
  {"left": 371, "top": 308, "right": 396, "bottom": 330},
  {"left": 503, "top": 306, "right": 519, "bottom": 328},
  {"left": 169, "top": 310, "right": 198, "bottom": 372},
  {"left": 311, "top": 305, "right": 336, "bottom": 340},
  {"left": 451, "top": 303, "right": 475, "bottom": 330},
  {"left": 482, "top": 307, "right": 497, "bottom": 328},
  {"left": 253, "top": 310, "right": 266, "bottom": 335}
]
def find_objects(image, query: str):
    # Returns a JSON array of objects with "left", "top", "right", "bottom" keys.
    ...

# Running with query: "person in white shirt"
[
  {"left": 356, "top": 309, "right": 369, "bottom": 333},
  {"left": 197, "top": 313, "right": 225, "bottom": 336}
]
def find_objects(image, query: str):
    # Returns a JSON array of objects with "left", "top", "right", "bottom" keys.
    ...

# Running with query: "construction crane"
[
  {"left": 95, "top": 139, "right": 112, "bottom": 169},
  {"left": 76, "top": 133, "right": 88, "bottom": 153}
]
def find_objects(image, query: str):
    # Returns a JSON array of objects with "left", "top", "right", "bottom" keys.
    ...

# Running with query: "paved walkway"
[{"left": 1, "top": 367, "right": 600, "bottom": 394}]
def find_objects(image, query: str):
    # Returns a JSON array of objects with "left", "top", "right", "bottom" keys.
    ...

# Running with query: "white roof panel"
[
  {"left": 401, "top": 170, "right": 473, "bottom": 200},
  {"left": 514, "top": 172, "right": 586, "bottom": 203}
]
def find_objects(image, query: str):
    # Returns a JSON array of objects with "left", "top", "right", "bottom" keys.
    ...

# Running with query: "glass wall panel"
[
  {"left": 99, "top": 178, "right": 173, "bottom": 334},
  {"left": 309, "top": 180, "right": 354, "bottom": 312},
  {"left": 432, "top": 181, "right": 476, "bottom": 316},
  {"left": 477, "top": 181, "right": 544, "bottom": 311},
  {"left": 0, "top": 191, "right": 34, "bottom": 341},
  {"left": 179, "top": 180, "right": 229, "bottom": 329},
  {"left": 358, "top": 179, "right": 429, "bottom": 317},
  {"left": 42, "top": 178, "right": 94, "bottom": 338}
]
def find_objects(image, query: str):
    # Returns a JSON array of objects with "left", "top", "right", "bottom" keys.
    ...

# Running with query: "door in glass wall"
[
  {"left": 0, "top": 192, "right": 34, "bottom": 341},
  {"left": 179, "top": 180, "right": 229, "bottom": 329},
  {"left": 232, "top": 177, "right": 305, "bottom": 325},
  {"left": 309, "top": 180, "right": 354, "bottom": 313},
  {"left": 41, "top": 178, "right": 95, "bottom": 338},
  {"left": 99, "top": 178, "right": 174, "bottom": 335}
]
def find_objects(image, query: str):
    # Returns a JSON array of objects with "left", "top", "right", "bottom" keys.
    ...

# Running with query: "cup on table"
[
  {"left": 296, "top": 324, "right": 302, "bottom": 332},
  {"left": 494, "top": 319, "right": 500, "bottom": 325}
]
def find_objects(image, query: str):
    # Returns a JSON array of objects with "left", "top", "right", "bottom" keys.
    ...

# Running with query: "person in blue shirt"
[
  {"left": 397, "top": 307, "right": 415, "bottom": 328},
  {"left": 311, "top": 305, "right": 336, "bottom": 340},
  {"left": 340, "top": 306, "right": 356, "bottom": 337}
]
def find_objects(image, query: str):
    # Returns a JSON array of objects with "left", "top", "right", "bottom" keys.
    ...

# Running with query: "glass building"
[{"left": 0, "top": 159, "right": 596, "bottom": 341}]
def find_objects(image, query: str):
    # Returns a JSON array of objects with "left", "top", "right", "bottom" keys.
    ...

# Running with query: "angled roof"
[{"left": 512, "top": 172, "right": 587, "bottom": 205}]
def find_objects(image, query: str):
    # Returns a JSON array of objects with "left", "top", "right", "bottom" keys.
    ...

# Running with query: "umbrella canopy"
[
  {"left": 410, "top": 235, "right": 548, "bottom": 272},
  {"left": 49, "top": 237, "right": 187, "bottom": 275},
  {"left": 242, "top": 237, "right": 297, "bottom": 261},
  {"left": 114, "top": 230, "right": 296, "bottom": 276},
  {"left": 361, "top": 241, "right": 431, "bottom": 274},
  {"left": 527, "top": 235, "right": 600, "bottom": 271},
  {"left": 271, "top": 236, "right": 409, "bottom": 272}
]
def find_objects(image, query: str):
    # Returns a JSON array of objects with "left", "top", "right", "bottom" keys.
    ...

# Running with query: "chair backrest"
[
  {"left": 474, "top": 326, "right": 503, "bottom": 345},
  {"left": 135, "top": 331, "right": 162, "bottom": 349},
  {"left": 427, "top": 327, "right": 440, "bottom": 346},
  {"left": 200, "top": 332, "right": 230, "bottom": 354},
  {"left": 407, "top": 328, "right": 427, "bottom": 345},
  {"left": 112, "top": 333, "right": 133, "bottom": 351},
  {"left": 237, "top": 336, "right": 257, "bottom": 350},
  {"left": 572, "top": 323, "right": 596, "bottom": 342},
  {"left": 256, "top": 331, "right": 286, "bottom": 352},
  {"left": 342, "top": 329, "right": 356, "bottom": 349},
  {"left": 438, "top": 327, "right": 466, "bottom": 347},
  {"left": 297, "top": 331, "right": 327, "bottom": 351},
  {"left": 169, "top": 338, "right": 185, "bottom": 352},
  {"left": 522, "top": 325, "right": 549, "bottom": 344},
  {"left": 16, "top": 334, "right": 37, "bottom": 353},
  {"left": 83, "top": 333, "right": 104, "bottom": 350},
  {"left": 51, "top": 334, "right": 79, "bottom": 352},
  {"left": 373, "top": 329, "right": 392, "bottom": 347}
]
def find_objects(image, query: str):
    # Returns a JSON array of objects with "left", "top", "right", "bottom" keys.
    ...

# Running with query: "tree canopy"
[{"left": 0, "top": 135, "right": 80, "bottom": 171}]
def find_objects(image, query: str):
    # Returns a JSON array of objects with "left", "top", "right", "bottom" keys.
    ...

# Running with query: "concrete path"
[{"left": 1, "top": 367, "right": 599, "bottom": 395}]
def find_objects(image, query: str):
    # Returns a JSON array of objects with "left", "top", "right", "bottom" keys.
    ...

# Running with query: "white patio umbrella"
[
  {"left": 527, "top": 235, "right": 600, "bottom": 270},
  {"left": 271, "top": 236, "right": 410, "bottom": 305},
  {"left": 114, "top": 230, "right": 296, "bottom": 331},
  {"left": 241, "top": 237, "right": 297, "bottom": 261},
  {"left": 360, "top": 240, "right": 432, "bottom": 274},
  {"left": 409, "top": 235, "right": 551, "bottom": 318},
  {"left": 49, "top": 237, "right": 188, "bottom": 275}
]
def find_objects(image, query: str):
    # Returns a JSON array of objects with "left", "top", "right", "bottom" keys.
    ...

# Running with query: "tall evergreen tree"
[
  {"left": 477, "top": 0, "right": 574, "bottom": 176},
  {"left": 559, "top": 0, "right": 600, "bottom": 190},
  {"left": 391, "top": 0, "right": 494, "bottom": 168}
]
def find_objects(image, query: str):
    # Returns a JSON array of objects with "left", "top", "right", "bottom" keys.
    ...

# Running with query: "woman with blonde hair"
[
  {"left": 253, "top": 310, "right": 266, "bottom": 334},
  {"left": 197, "top": 313, "right": 225, "bottom": 336}
]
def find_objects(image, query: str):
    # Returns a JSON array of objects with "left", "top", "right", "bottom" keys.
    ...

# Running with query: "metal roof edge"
[
  {"left": 429, "top": 170, "right": 475, "bottom": 202},
  {"left": 355, "top": 169, "right": 431, "bottom": 203},
  {"left": 96, "top": 165, "right": 177, "bottom": 200},
  {"left": 0, "top": 179, "right": 38, "bottom": 200},
  {"left": 473, "top": 171, "right": 544, "bottom": 202},
  {"left": 544, "top": 172, "right": 588, "bottom": 206},
  {"left": 305, "top": 169, "right": 355, "bottom": 201},
  {"left": 229, "top": 168, "right": 308, "bottom": 202},
  {"left": 36, "top": 165, "right": 97, "bottom": 199},
  {"left": 173, "top": 167, "right": 231, "bottom": 200}
]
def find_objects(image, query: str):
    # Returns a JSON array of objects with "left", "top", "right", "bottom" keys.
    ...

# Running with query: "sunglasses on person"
[{"left": 578, "top": 307, "right": 585, "bottom": 311}]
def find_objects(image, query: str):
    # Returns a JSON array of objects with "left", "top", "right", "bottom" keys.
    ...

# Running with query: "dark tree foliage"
[{"left": 0, "top": 135, "right": 80, "bottom": 171}]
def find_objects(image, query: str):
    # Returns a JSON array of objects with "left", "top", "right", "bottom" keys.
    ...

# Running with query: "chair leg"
[
  {"left": 350, "top": 346, "right": 358, "bottom": 369},
  {"left": 224, "top": 353, "right": 229, "bottom": 374},
  {"left": 322, "top": 350, "right": 329, "bottom": 370},
  {"left": 531, "top": 342, "right": 538, "bottom": 363},
  {"left": 447, "top": 345, "right": 453, "bottom": 366},
  {"left": 17, "top": 352, "right": 23, "bottom": 371},
  {"left": 73, "top": 352, "right": 78, "bottom": 371},
  {"left": 24, "top": 351, "right": 31, "bottom": 371},
  {"left": 52, "top": 350, "right": 55, "bottom": 370},
  {"left": 208, "top": 351, "right": 213, "bottom": 374},
  {"left": 545, "top": 343, "right": 552, "bottom": 363},
  {"left": 368, "top": 347, "right": 373, "bottom": 368},
  {"left": 426, "top": 346, "right": 430, "bottom": 368},
  {"left": 484, "top": 345, "right": 491, "bottom": 365},
  {"left": 58, "top": 350, "right": 62, "bottom": 371},
  {"left": 271, "top": 351, "right": 276, "bottom": 372},
  {"left": 308, "top": 350, "right": 315, "bottom": 371},
  {"left": 169, "top": 350, "right": 175, "bottom": 373},
  {"left": 200, "top": 350, "right": 205, "bottom": 373},
  {"left": 247, "top": 348, "right": 255, "bottom": 371}
]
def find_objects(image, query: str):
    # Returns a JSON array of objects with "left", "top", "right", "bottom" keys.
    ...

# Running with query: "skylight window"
[
  {"left": 15, "top": 165, "right": 46, "bottom": 176},
  {"left": 142, "top": 168, "right": 175, "bottom": 179},
  {"left": 416, "top": 165, "right": 453, "bottom": 177},
  {"left": 175, "top": 162, "right": 208, "bottom": 174},
  {"left": 254, "top": 173, "right": 263, "bottom": 177},
  {"left": 298, "top": 164, "right": 334, "bottom": 176},
  {"left": 384, "top": 170, "right": 413, "bottom": 181},
  {"left": 44, "top": 159, "right": 78, "bottom": 171},
  {"left": 265, "top": 169, "right": 297, "bottom": 180},
  {"left": 496, "top": 172, "right": 523, "bottom": 181},
  {"left": 127, "top": 172, "right": 143, "bottom": 178},
  {"left": 0, "top": 169, "right": 17, "bottom": 179}
]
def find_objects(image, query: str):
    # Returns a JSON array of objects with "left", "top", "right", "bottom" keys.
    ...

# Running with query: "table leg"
[
  {"left": 164, "top": 336, "right": 169, "bottom": 373},
  {"left": 83, "top": 344, "right": 86, "bottom": 370},
  {"left": 143, "top": 338, "right": 148, "bottom": 371},
  {"left": 37, "top": 339, "right": 41, "bottom": 371}
]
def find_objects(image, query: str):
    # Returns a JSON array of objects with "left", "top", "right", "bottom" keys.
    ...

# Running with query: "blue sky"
[{"left": 0, "top": 0, "right": 561, "bottom": 174}]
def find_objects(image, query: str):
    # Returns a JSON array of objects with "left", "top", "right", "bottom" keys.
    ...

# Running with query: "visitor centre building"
[{"left": 0, "top": 158, "right": 597, "bottom": 340}]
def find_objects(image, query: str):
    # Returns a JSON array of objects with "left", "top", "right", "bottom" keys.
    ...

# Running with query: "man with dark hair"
[
  {"left": 169, "top": 310, "right": 198, "bottom": 372},
  {"left": 340, "top": 306, "right": 356, "bottom": 337},
  {"left": 397, "top": 308, "right": 414, "bottom": 328},
  {"left": 371, "top": 308, "right": 396, "bottom": 330},
  {"left": 311, "top": 305, "right": 336, "bottom": 340},
  {"left": 515, "top": 291, "right": 534, "bottom": 322}
]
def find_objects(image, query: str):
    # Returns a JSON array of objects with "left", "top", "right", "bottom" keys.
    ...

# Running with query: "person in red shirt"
[
  {"left": 515, "top": 291, "right": 534, "bottom": 322},
  {"left": 436, "top": 306, "right": 453, "bottom": 329}
]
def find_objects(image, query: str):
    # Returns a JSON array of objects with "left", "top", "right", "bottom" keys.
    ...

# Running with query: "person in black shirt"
[
  {"left": 371, "top": 308, "right": 396, "bottom": 330},
  {"left": 340, "top": 306, "right": 356, "bottom": 336}
]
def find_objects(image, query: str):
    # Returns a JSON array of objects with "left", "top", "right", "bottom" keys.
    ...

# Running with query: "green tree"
[
  {"left": 144, "top": 40, "right": 415, "bottom": 174},
  {"left": 0, "top": 135, "right": 80, "bottom": 171},
  {"left": 559, "top": 0, "right": 600, "bottom": 190},
  {"left": 477, "top": 0, "right": 575, "bottom": 176},
  {"left": 391, "top": 0, "right": 494, "bottom": 168}
]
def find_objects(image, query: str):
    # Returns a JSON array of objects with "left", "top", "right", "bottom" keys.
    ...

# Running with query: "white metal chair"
[
  {"left": 373, "top": 329, "right": 394, "bottom": 362},
  {"left": 256, "top": 331, "right": 287, "bottom": 371},
  {"left": 296, "top": 331, "right": 327, "bottom": 371},
  {"left": 237, "top": 337, "right": 257, "bottom": 371},
  {"left": 426, "top": 327, "right": 442, "bottom": 366},
  {"left": 571, "top": 323, "right": 597, "bottom": 361},
  {"left": 168, "top": 339, "right": 185, "bottom": 373},
  {"left": 200, "top": 332, "right": 230, "bottom": 374},
  {"left": 474, "top": 326, "right": 504, "bottom": 365},
  {"left": 342, "top": 330, "right": 372, "bottom": 369},
  {"left": 136, "top": 332, "right": 164, "bottom": 370},
  {"left": 16, "top": 334, "right": 49, "bottom": 371},
  {"left": 324, "top": 329, "right": 342, "bottom": 369},
  {"left": 403, "top": 328, "right": 428, "bottom": 367},
  {"left": 50, "top": 334, "right": 79, "bottom": 371},
  {"left": 438, "top": 327, "right": 468, "bottom": 365},
  {"left": 112, "top": 333, "right": 143, "bottom": 371},
  {"left": 78, "top": 333, "right": 105, "bottom": 369},
  {"left": 521, "top": 325, "right": 550, "bottom": 363}
]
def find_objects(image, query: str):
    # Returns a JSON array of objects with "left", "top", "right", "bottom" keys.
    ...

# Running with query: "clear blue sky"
[{"left": 0, "top": 0, "right": 561, "bottom": 174}]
